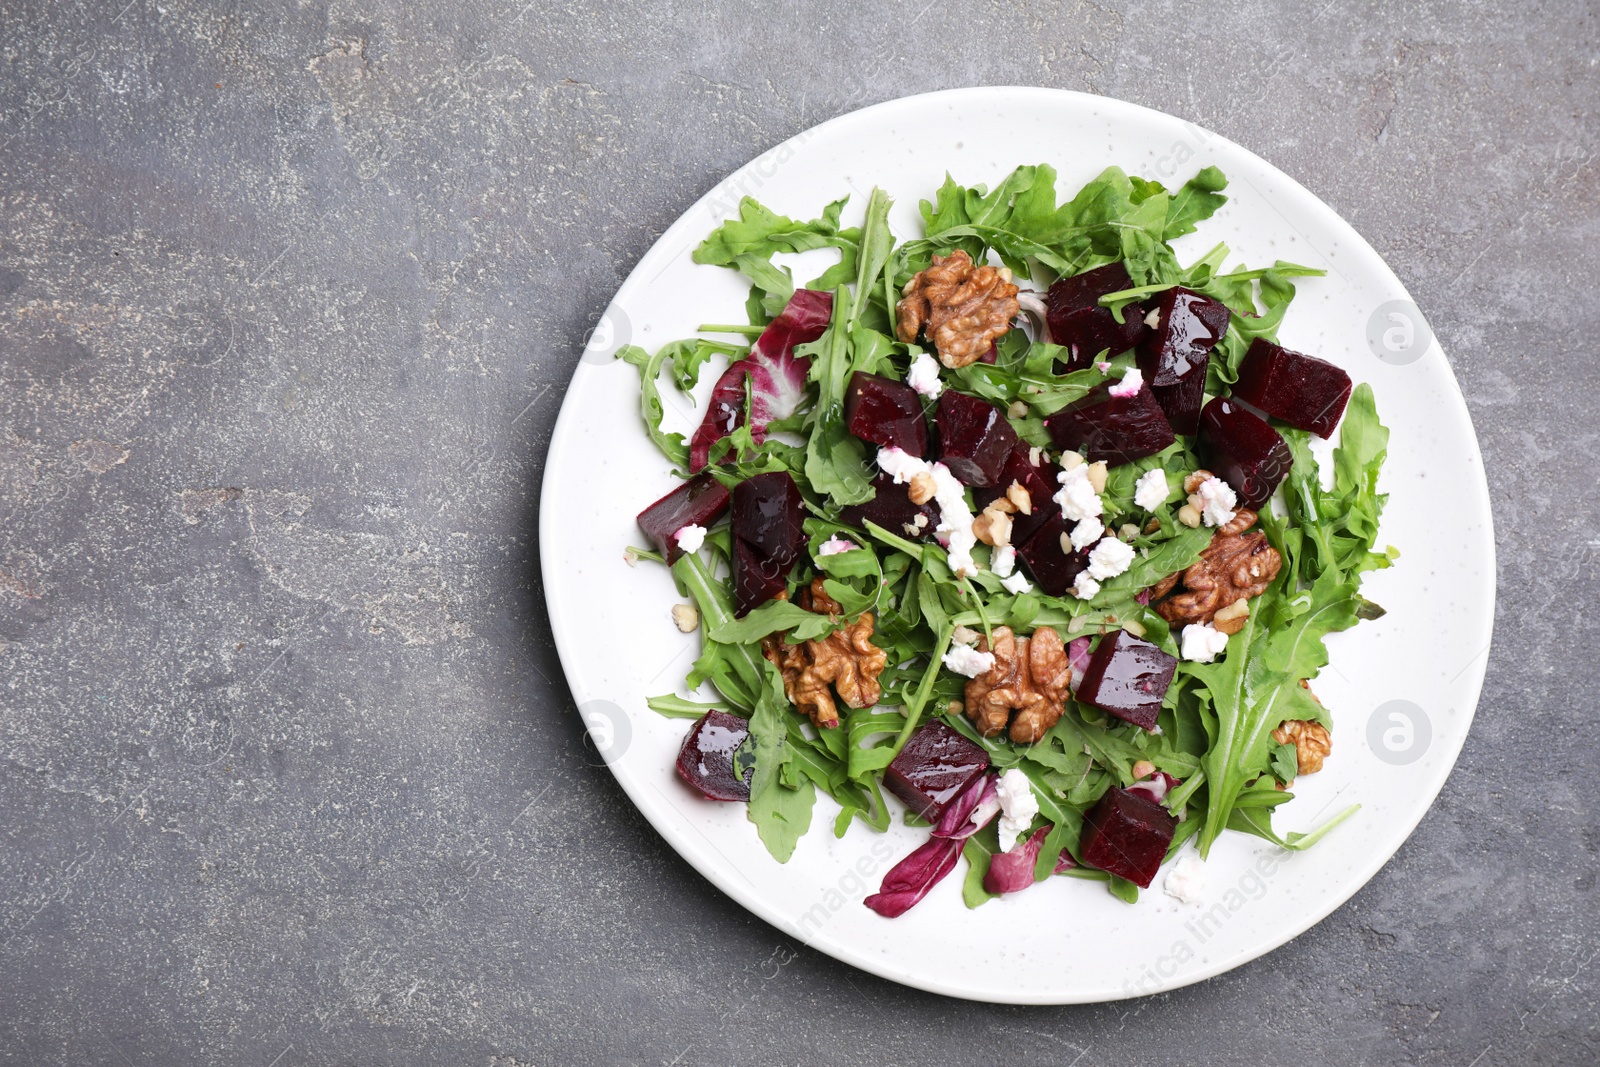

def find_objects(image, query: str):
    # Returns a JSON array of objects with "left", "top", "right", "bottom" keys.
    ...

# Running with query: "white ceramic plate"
[{"left": 540, "top": 87, "right": 1494, "bottom": 1004}]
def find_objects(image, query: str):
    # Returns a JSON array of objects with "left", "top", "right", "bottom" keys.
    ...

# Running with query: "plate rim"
[{"left": 538, "top": 85, "right": 1497, "bottom": 1003}]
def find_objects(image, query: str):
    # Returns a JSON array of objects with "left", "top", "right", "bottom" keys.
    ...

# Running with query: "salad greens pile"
[{"left": 620, "top": 162, "right": 1392, "bottom": 905}]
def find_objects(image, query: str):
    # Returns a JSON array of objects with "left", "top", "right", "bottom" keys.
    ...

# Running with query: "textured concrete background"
[{"left": 1, "top": 0, "right": 1596, "bottom": 1064}]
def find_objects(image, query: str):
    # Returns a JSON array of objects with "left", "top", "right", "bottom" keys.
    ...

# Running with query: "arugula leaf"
[
  {"left": 746, "top": 660, "right": 816, "bottom": 862},
  {"left": 617, "top": 344, "right": 689, "bottom": 470},
  {"left": 694, "top": 196, "right": 852, "bottom": 265}
]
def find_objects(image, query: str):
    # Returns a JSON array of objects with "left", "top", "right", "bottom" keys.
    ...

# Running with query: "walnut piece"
[
  {"left": 963, "top": 625, "right": 1071, "bottom": 744},
  {"left": 895, "top": 249, "right": 1020, "bottom": 369},
  {"left": 1148, "top": 509, "right": 1283, "bottom": 627},
  {"left": 762, "top": 579, "right": 887, "bottom": 730},
  {"left": 1273, "top": 719, "right": 1331, "bottom": 775}
]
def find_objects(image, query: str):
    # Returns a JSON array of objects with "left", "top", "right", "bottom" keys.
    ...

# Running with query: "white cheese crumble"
[
  {"left": 1069, "top": 571, "right": 1101, "bottom": 600},
  {"left": 877, "top": 448, "right": 979, "bottom": 577},
  {"left": 1094, "top": 360, "right": 1112, "bottom": 373},
  {"left": 996, "top": 768, "right": 1040, "bottom": 853},
  {"left": 1181, "top": 623, "right": 1229, "bottom": 663},
  {"left": 943, "top": 643, "right": 995, "bottom": 678},
  {"left": 1087, "top": 536, "right": 1136, "bottom": 580},
  {"left": 1109, "top": 366, "right": 1144, "bottom": 398},
  {"left": 1194, "top": 476, "right": 1238, "bottom": 528},
  {"left": 906, "top": 350, "right": 944, "bottom": 398},
  {"left": 1134, "top": 468, "right": 1171, "bottom": 511},
  {"left": 817, "top": 536, "right": 855, "bottom": 557},
  {"left": 1000, "top": 571, "right": 1033, "bottom": 595},
  {"left": 1163, "top": 853, "right": 1207, "bottom": 904},
  {"left": 991, "top": 543, "right": 1017, "bottom": 578},
  {"left": 1069, "top": 516, "right": 1105, "bottom": 552},
  {"left": 674, "top": 524, "right": 707, "bottom": 553},
  {"left": 1054, "top": 463, "right": 1103, "bottom": 522}
]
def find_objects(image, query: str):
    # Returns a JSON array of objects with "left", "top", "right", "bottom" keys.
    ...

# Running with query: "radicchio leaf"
[
  {"left": 1067, "top": 636, "right": 1092, "bottom": 691},
  {"left": 864, "top": 773, "right": 1001, "bottom": 918},
  {"left": 982, "top": 824, "right": 1053, "bottom": 895},
  {"left": 689, "top": 289, "right": 832, "bottom": 471},
  {"left": 932, "top": 772, "right": 1000, "bottom": 841}
]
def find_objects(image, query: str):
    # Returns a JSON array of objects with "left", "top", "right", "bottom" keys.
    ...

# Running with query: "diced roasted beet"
[
  {"left": 972, "top": 442, "right": 1057, "bottom": 545},
  {"left": 1232, "top": 338, "right": 1353, "bottom": 439},
  {"left": 1197, "top": 397, "right": 1294, "bottom": 509},
  {"left": 1016, "top": 512, "right": 1092, "bottom": 597},
  {"left": 636, "top": 472, "right": 731, "bottom": 564},
  {"left": 1045, "top": 263, "right": 1149, "bottom": 370},
  {"left": 935, "top": 391, "right": 1018, "bottom": 487},
  {"left": 731, "top": 472, "right": 805, "bottom": 616},
  {"left": 1044, "top": 381, "right": 1175, "bottom": 466},
  {"left": 1150, "top": 367, "right": 1207, "bottom": 437},
  {"left": 675, "top": 709, "right": 752, "bottom": 801},
  {"left": 844, "top": 371, "right": 930, "bottom": 457},
  {"left": 884, "top": 720, "right": 991, "bottom": 820},
  {"left": 837, "top": 471, "right": 937, "bottom": 540},
  {"left": 1079, "top": 787, "right": 1177, "bottom": 888},
  {"left": 1138, "top": 287, "right": 1230, "bottom": 386},
  {"left": 1075, "top": 629, "right": 1178, "bottom": 731}
]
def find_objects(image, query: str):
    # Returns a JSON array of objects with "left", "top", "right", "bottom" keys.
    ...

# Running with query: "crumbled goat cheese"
[
  {"left": 1087, "top": 536, "right": 1136, "bottom": 580},
  {"left": 1070, "top": 572, "right": 1101, "bottom": 600},
  {"left": 943, "top": 643, "right": 995, "bottom": 678},
  {"left": 1181, "top": 623, "right": 1229, "bottom": 662},
  {"left": 817, "top": 536, "right": 855, "bottom": 557},
  {"left": 996, "top": 768, "right": 1040, "bottom": 853},
  {"left": 1134, "top": 468, "right": 1171, "bottom": 511},
  {"left": 1054, "top": 464, "right": 1103, "bottom": 521},
  {"left": 878, "top": 448, "right": 979, "bottom": 577},
  {"left": 1000, "top": 571, "right": 1033, "bottom": 595},
  {"left": 1195, "top": 476, "right": 1238, "bottom": 528},
  {"left": 906, "top": 351, "right": 944, "bottom": 398},
  {"left": 991, "top": 543, "right": 1018, "bottom": 578},
  {"left": 674, "top": 524, "right": 707, "bottom": 553},
  {"left": 1070, "top": 516, "right": 1105, "bottom": 552},
  {"left": 1163, "top": 853, "right": 1206, "bottom": 904},
  {"left": 1095, "top": 360, "right": 1113, "bottom": 373},
  {"left": 1109, "top": 366, "right": 1144, "bottom": 398}
]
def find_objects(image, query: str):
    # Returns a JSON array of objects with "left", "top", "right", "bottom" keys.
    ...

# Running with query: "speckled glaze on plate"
[{"left": 539, "top": 88, "right": 1495, "bottom": 1004}]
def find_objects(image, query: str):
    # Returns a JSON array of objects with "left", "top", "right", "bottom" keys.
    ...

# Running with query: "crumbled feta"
[
  {"left": 1194, "top": 476, "right": 1238, "bottom": 528},
  {"left": 943, "top": 643, "right": 995, "bottom": 678},
  {"left": 1069, "top": 516, "right": 1105, "bottom": 552},
  {"left": 817, "top": 535, "right": 855, "bottom": 557},
  {"left": 877, "top": 446, "right": 929, "bottom": 484},
  {"left": 1163, "top": 853, "right": 1206, "bottom": 904},
  {"left": 1109, "top": 366, "right": 1144, "bottom": 398},
  {"left": 996, "top": 768, "right": 1040, "bottom": 853},
  {"left": 1069, "top": 571, "right": 1101, "bottom": 600},
  {"left": 906, "top": 350, "right": 944, "bottom": 398},
  {"left": 1181, "top": 623, "right": 1229, "bottom": 663},
  {"left": 674, "top": 524, "right": 707, "bottom": 553},
  {"left": 1087, "top": 536, "right": 1136, "bottom": 580},
  {"left": 1095, "top": 360, "right": 1113, "bottom": 373},
  {"left": 878, "top": 448, "right": 978, "bottom": 576},
  {"left": 1054, "top": 464, "right": 1103, "bottom": 521},
  {"left": 1000, "top": 571, "right": 1033, "bottom": 595},
  {"left": 1134, "top": 468, "right": 1171, "bottom": 511},
  {"left": 991, "top": 543, "right": 1017, "bottom": 578}
]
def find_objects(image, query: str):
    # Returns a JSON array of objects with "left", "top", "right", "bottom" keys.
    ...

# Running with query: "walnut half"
[
  {"left": 1273, "top": 719, "right": 1331, "bottom": 776},
  {"left": 963, "top": 625, "right": 1070, "bottom": 744},
  {"left": 1148, "top": 509, "right": 1283, "bottom": 628},
  {"left": 895, "top": 250, "right": 1020, "bottom": 369},
  {"left": 762, "top": 579, "right": 888, "bottom": 729}
]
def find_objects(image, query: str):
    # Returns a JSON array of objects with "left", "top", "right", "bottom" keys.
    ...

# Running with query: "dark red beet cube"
[
  {"left": 1075, "top": 629, "right": 1178, "bottom": 731},
  {"left": 973, "top": 442, "right": 1057, "bottom": 545},
  {"left": 844, "top": 371, "right": 930, "bottom": 457},
  {"left": 676, "top": 709, "right": 752, "bottom": 801},
  {"left": 1232, "top": 338, "right": 1353, "bottom": 439},
  {"left": 1139, "top": 287, "right": 1230, "bottom": 386},
  {"left": 837, "top": 471, "right": 937, "bottom": 540},
  {"left": 1150, "top": 367, "right": 1207, "bottom": 437},
  {"left": 883, "top": 720, "right": 991, "bottom": 820},
  {"left": 731, "top": 472, "right": 805, "bottom": 616},
  {"left": 1197, "top": 398, "right": 1294, "bottom": 509},
  {"left": 1045, "top": 381, "right": 1175, "bottom": 467},
  {"left": 1080, "top": 787, "right": 1178, "bottom": 888},
  {"left": 1016, "top": 512, "right": 1092, "bottom": 597},
  {"left": 637, "top": 471, "right": 731, "bottom": 564},
  {"left": 1045, "top": 263, "right": 1150, "bottom": 370},
  {"left": 935, "top": 390, "right": 1018, "bottom": 487}
]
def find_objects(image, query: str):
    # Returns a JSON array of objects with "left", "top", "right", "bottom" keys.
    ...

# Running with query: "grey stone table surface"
[{"left": 1, "top": 1, "right": 1596, "bottom": 1064}]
